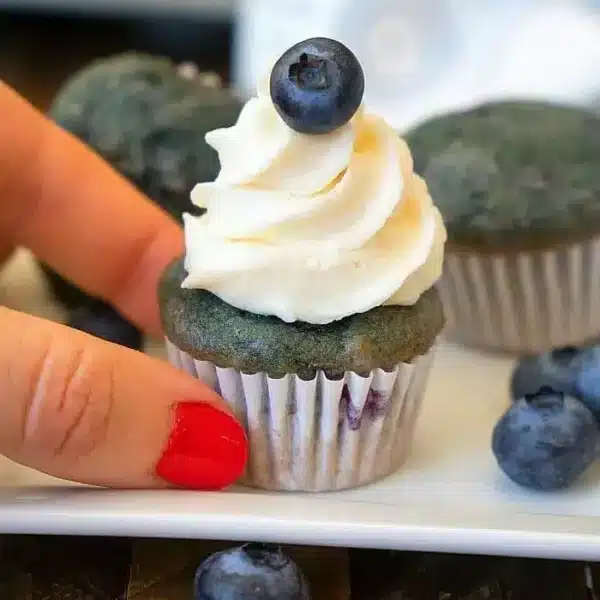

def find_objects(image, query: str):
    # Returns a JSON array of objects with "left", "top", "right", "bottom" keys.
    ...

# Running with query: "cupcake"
[
  {"left": 159, "top": 38, "right": 447, "bottom": 492},
  {"left": 406, "top": 101, "right": 600, "bottom": 355},
  {"left": 45, "top": 52, "right": 242, "bottom": 311},
  {"left": 49, "top": 52, "right": 242, "bottom": 222}
]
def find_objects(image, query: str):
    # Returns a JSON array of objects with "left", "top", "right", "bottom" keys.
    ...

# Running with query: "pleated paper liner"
[
  {"left": 166, "top": 339, "right": 435, "bottom": 492},
  {"left": 437, "top": 237, "right": 600, "bottom": 355}
]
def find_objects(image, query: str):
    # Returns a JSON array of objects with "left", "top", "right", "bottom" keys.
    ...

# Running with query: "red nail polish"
[{"left": 156, "top": 402, "right": 248, "bottom": 490}]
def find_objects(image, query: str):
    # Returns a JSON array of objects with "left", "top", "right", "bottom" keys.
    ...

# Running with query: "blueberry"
[
  {"left": 574, "top": 345, "right": 600, "bottom": 422},
  {"left": 68, "top": 302, "right": 143, "bottom": 351},
  {"left": 194, "top": 543, "right": 311, "bottom": 600},
  {"left": 492, "top": 387, "right": 599, "bottom": 491},
  {"left": 510, "top": 347, "right": 581, "bottom": 401},
  {"left": 270, "top": 37, "right": 364, "bottom": 135}
]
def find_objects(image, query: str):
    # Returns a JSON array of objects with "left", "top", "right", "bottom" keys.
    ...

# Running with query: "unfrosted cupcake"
[
  {"left": 43, "top": 52, "right": 242, "bottom": 312},
  {"left": 407, "top": 101, "right": 600, "bottom": 355},
  {"left": 159, "top": 38, "right": 447, "bottom": 491}
]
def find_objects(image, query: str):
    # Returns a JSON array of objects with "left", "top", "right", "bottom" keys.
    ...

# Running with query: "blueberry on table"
[
  {"left": 510, "top": 345, "right": 600, "bottom": 424},
  {"left": 68, "top": 302, "right": 143, "bottom": 351},
  {"left": 270, "top": 37, "right": 364, "bottom": 135},
  {"left": 510, "top": 347, "right": 582, "bottom": 401},
  {"left": 492, "top": 387, "right": 600, "bottom": 491},
  {"left": 194, "top": 543, "right": 311, "bottom": 600}
]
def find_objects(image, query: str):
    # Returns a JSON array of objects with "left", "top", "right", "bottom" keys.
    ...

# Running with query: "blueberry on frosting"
[{"left": 270, "top": 37, "right": 364, "bottom": 135}]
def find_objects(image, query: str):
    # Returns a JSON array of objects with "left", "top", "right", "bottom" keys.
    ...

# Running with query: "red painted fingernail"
[{"left": 156, "top": 401, "right": 248, "bottom": 490}]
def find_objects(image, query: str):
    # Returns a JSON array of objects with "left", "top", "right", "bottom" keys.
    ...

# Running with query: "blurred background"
[
  {"left": 0, "top": 2, "right": 233, "bottom": 111},
  {"left": 1, "top": 0, "right": 600, "bottom": 129}
]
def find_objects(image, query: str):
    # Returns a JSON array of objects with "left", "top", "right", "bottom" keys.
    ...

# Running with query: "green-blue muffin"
[
  {"left": 43, "top": 52, "right": 242, "bottom": 310},
  {"left": 406, "top": 100, "right": 600, "bottom": 354}
]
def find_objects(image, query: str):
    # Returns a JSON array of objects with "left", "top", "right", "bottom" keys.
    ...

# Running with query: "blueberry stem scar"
[{"left": 289, "top": 53, "right": 330, "bottom": 90}]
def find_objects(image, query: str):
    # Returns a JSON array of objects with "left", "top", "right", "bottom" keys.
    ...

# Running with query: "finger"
[
  {"left": 0, "top": 307, "right": 247, "bottom": 489},
  {"left": 0, "top": 82, "right": 183, "bottom": 337}
]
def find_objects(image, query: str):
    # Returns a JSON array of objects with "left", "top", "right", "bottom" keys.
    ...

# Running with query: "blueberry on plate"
[
  {"left": 194, "top": 543, "right": 311, "bottom": 600},
  {"left": 573, "top": 345, "right": 600, "bottom": 422},
  {"left": 492, "top": 386, "right": 600, "bottom": 491},
  {"left": 68, "top": 302, "right": 143, "bottom": 351},
  {"left": 510, "top": 346, "right": 582, "bottom": 401},
  {"left": 270, "top": 37, "right": 364, "bottom": 135}
]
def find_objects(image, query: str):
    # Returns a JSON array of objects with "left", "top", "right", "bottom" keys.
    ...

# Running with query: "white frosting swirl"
[{"left": 182, "top": 85, "right": 446, "bottom": 324}]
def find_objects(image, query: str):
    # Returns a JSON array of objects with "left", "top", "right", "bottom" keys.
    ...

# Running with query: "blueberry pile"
[
  {"left": 492, "top": 345, "right": 600, "bottom": 490},
  {"left": 194, "top": 543, "right": 311, "bottom": 600}
]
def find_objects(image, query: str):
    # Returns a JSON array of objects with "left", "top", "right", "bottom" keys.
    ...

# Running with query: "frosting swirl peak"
[{"left": 182, "top": 86, "right": 446, "bottom": 324}]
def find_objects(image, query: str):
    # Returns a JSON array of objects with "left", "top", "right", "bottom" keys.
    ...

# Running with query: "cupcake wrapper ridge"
[
  {"left": 438, "top": 238, "right": 600, "bottom": 354},
  {"left": 166, "top": 339, "right": 435, "bottom": 492}
]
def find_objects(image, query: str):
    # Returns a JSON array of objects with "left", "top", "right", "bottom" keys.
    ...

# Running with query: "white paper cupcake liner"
[
  {"left": 165, "top": 339, "right": 435, "bottom": 492},
  {"left": 437, "top": 237, "right": 600, "bottom": 354}
]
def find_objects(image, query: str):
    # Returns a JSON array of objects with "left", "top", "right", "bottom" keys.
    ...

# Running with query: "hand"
[{"left": 0, "top": 82, "right": 247, "bottom": 490}]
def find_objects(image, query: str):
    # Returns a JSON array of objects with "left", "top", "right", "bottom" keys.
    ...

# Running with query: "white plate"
[{"left": 3, "top": 250, "right": 600, "bottom": 560}]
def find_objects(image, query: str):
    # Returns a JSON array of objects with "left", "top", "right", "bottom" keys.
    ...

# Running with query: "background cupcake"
[
  {"left": 39, "top": 53, "right": 243, "bottom": 351},
  {"left": 406, "top": 100, "right": 600, "bottom": 354},
  {"left": 160, "top": 38, "right": 446, "bottom": 492}
]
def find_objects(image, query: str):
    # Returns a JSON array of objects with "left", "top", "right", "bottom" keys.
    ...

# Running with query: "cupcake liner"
[
  {"left": 166, "top": 339, "right": 435, "bottom": 492},
  {"left": 437, "top": 237, "right": 600, "bottom": 354}
]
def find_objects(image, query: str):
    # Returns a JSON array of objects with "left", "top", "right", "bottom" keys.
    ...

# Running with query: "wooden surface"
[
  {"left": 1, "top": 535, "right": 600, "bottom": 599},
  {"left": 127, "top": 540, "right": 349, "bottom": 599}
]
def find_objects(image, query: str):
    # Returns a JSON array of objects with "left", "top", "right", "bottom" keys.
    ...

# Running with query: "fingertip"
[
  {"left": 156, "top": 401, "right": 248, "bottom": 490},
  {"left": 0, "top": 308, "right": 246, "bottom": 489}
]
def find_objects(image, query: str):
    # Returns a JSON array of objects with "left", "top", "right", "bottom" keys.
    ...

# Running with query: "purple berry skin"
[
  {"left": 68, "top": 302, "right": 142, "bottom": 351},
  {"left": 194, "top": 543, "right": 311, "bottom": 600},
  {"left": 270, "top": 37, "right": 364, "bottom": 135},
  {"left": 574, "top": 345, "right": 600, "bottom": 423},
  {"left": 492, "top": 387, "right": 600, "bottom": 491},
  {"left": 340, "top": 385, "right": 391, "bottom": 430},
  {"left": 511, "top": 345, "right": 600, "bottom": 426},
  {"left": 510, "top": 347, "right": 581, "bottom": 401}
]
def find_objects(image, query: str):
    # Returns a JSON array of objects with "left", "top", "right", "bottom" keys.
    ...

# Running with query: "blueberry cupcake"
[
  {"left": 160, "top": 38, "right": 447, "bottom": 491},
  {"left": 406, "top": 101, "right": 600, "bottom": 355},
  {"left": 44, "top": 52, "right": 242, "bottom": 311}
]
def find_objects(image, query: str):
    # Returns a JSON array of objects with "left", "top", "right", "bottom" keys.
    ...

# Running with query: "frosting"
[{"left": 182, "top": 85, "right": 446, "bottom": 325}]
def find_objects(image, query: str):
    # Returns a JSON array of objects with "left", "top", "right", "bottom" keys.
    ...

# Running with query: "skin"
[{"left": 0, "top": 81, "right": 236, "bottom": 488}]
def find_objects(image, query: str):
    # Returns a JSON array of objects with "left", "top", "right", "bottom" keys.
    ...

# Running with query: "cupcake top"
[
  {"left": 406, "top": 101, "right": 600, "bottom": 252},
  {"left": 181, "top": 37, "right": 446, "bottom": 325},
  {"left": 49, "top": 52, "right": 242, "bottom": 221}
]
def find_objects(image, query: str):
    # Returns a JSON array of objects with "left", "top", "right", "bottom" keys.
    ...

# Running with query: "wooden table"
[
  {"left": 0, "top": 9, "right": 598, "bottom": 599},
  {"left": 1, "top": 535, "right": 599, "bottom": 599},
  {"left": 0, "top": 536, "right": 600, "bottom": 600}
]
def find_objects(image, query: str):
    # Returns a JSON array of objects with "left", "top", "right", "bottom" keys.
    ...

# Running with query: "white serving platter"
[{"left": 3, "top": 249, "right": 600, "bottom": 560}]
